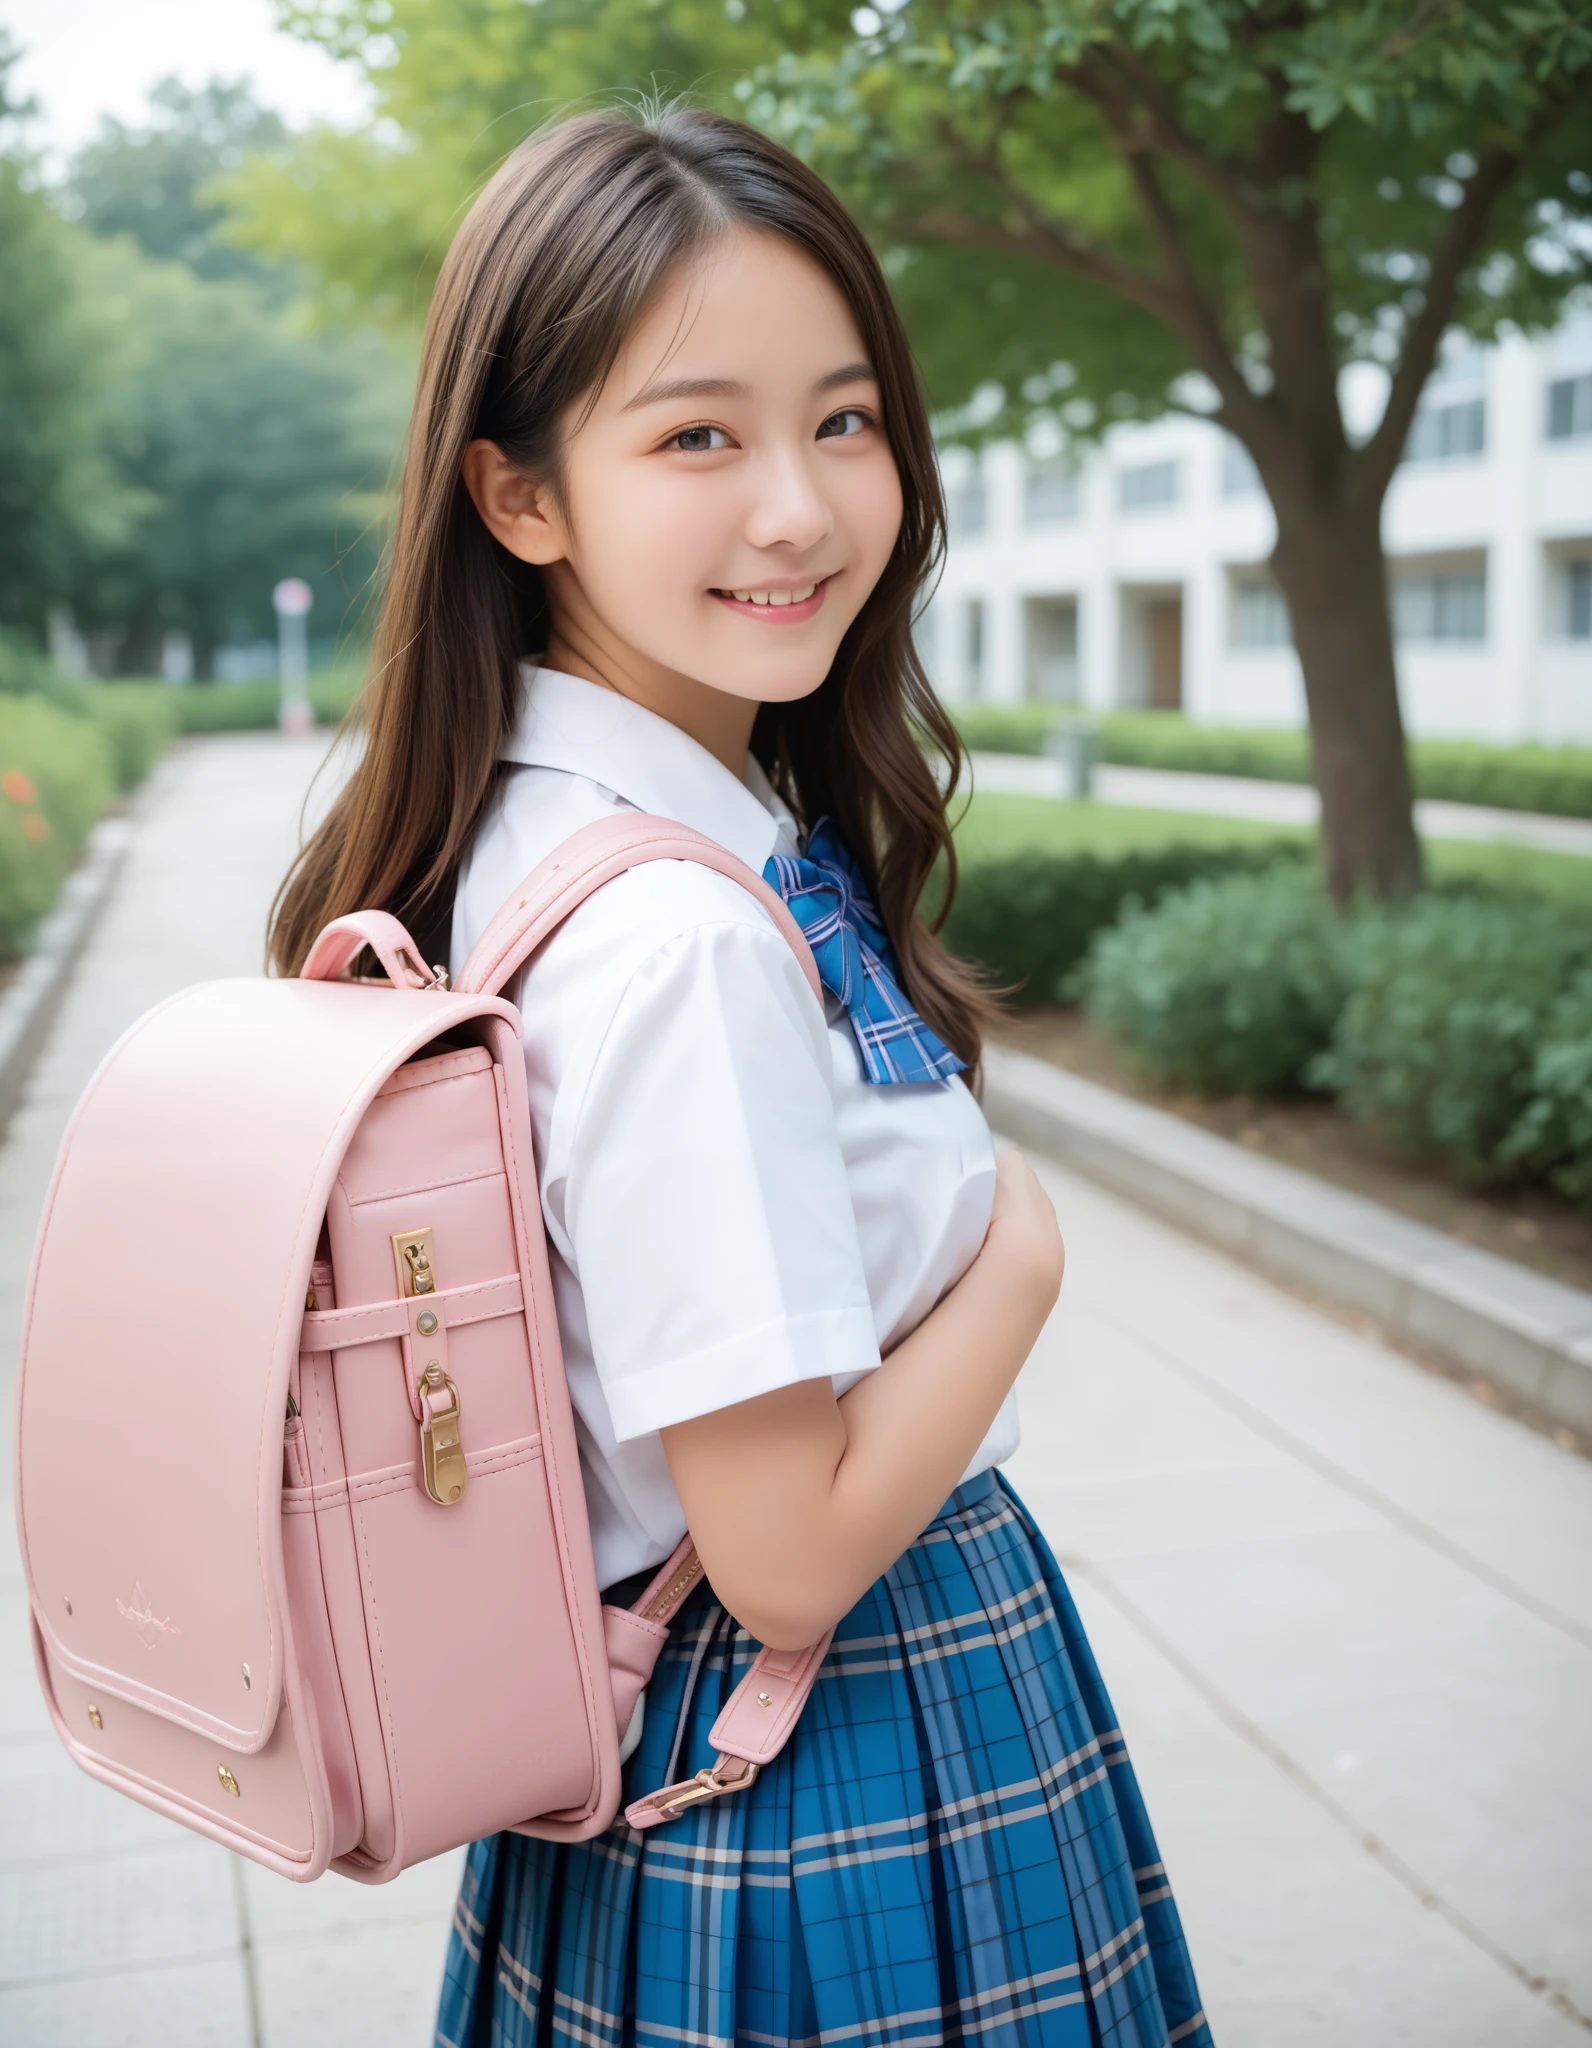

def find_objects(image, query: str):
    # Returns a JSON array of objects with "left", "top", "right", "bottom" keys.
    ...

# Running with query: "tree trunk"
[{"left": 1269, "top": 493, "right": 1422, "bottom": 903}]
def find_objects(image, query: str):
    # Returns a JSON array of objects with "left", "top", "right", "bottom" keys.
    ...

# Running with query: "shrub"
[
  {"left": 1409, "top": 740, "right": 1592, "bottom": 821},
  {"left": 1077, "top": 867, "right": 1349, "bottom": 1094},
  {"left": 59, "top": 682, "right": 180, "bottom": 790},
  {"left": 950, "top": 704, "right": 1060, "bottom": 757},
  {"left": 172, "top": 668, "right": 366, "bottom": 733},
  {"left": 0, "top": 695, "right": 115, "bottom": 958},
  {"left": 1099, "top": 713, "right": 1312, "bottom": 784},
  {"left": 950, "top": 707, "right": 1592, "bottom": 818},
  {"left": 1499, "top": 967, "right": 1592, "bottom": 1208},
  {"left": 1315, "top": 896, "right": 1592, "bottom": 1179},
  {"left": 0, "top": 628, "right": 57, "bottom": 695},
  {"left": 942, "top": 840, "right": 1305, "bottom": 1006},
  {"left": 174, "top": 680, "right": 283, "bottom": 733}
]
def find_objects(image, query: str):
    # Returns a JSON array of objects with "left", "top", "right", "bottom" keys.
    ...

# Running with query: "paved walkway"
[
  {"left": 970, "top": 751, "right": 1592, "bottom": 858},
  {"left": 2, "top": 734, "right": 1589, "bottom": 2046}
]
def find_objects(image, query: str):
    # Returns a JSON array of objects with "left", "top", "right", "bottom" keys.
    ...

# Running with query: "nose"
[{"left": 743, "top": 443, "right": 834, "bottom": 555}]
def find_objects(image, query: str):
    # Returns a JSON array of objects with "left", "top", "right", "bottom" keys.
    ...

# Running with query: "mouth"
[{"left": 710, "top": 574, "right": 834, "bottom": 623}]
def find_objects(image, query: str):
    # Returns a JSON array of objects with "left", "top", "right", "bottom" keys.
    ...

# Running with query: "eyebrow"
[{"left": 622, "top": 361, "right": 879, "bottom": 412}]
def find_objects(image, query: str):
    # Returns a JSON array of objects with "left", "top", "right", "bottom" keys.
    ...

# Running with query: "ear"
[{"left": 461, "top": 440, "right": 568, "bottom": 565}]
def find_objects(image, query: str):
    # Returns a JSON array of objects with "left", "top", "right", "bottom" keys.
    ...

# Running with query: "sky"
[{"left": 2, "top": 0, "right": 371, "bottom": 163}]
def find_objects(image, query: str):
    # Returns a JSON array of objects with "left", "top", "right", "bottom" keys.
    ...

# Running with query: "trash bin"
[{"left": 1043, "top": 718, "right": 1099, "bottom": 799}]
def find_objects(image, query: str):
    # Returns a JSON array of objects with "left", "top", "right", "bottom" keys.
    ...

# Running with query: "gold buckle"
[
  {"left": 392, "top": 1227, "right": 437, "bottom": 1297},
  {"left": 417, "top": 1364, "right": 469, "bottom": 1506},
  {"left": 654, "top": 1757, "right": 760, "bottom": 1820}
]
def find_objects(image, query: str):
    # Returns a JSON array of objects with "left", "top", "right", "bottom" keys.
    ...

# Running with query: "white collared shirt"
[{"left": 450, "top": 665, "right": 1014, "bottom": 1588}]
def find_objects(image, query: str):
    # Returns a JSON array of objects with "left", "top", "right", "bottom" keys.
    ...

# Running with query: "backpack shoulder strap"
[
  {"left": 453, "top": 812, "right": 821, "bottom": 1004},
  {"left": 458, "top": 821, "right": 832, "bottom": 1827},
  {"left": 617, "top": 1538, "right": 834, "bottom": 1831}
]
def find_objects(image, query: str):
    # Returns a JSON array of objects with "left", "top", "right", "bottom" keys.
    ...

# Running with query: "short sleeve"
[{"left": 556, "top": 912, "right": 880, "bottom": 1443}]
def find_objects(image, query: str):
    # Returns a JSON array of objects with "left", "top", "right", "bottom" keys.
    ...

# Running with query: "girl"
[{"left": 271, "top": 107, "right": 1210, "bottom": 2048}]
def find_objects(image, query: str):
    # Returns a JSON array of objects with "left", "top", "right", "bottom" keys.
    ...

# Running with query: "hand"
[{"left": 985, "top": 1147, "right": 1066, "bottom": 1312}]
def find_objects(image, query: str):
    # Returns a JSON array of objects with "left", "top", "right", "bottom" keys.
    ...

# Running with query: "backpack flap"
[{"left": 16, "top": 973, "right": 516, "bottom": 1873}]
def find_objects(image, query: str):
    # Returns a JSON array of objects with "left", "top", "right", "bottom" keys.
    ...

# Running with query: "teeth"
[{"left": 728, "top": 584, "right": 817, "bottom": 607}]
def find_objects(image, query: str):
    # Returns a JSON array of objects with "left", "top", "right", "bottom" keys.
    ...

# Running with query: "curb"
[
  {"left": 985, "top": 1044, "right": 1592, "bottom": 1439},
  {"left": 0, "top": 818, "right": 132, "bottom": 1143}
]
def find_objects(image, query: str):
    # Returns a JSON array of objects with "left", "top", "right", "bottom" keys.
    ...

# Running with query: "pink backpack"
[{"left": 14, "top": 815, "right": 832, "bottom": 1882}]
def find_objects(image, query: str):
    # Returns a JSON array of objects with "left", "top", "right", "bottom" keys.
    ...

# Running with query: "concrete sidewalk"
[{"left": 2, "top": 733, "right": 1589, "bottom": 2045}]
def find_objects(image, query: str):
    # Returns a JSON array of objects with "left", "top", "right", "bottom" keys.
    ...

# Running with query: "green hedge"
[
  {"left": 941, "top": 839, "right": 1305, "bottom": 1006},
  {"left": 1072, "top": 864, "right": 1592, "bottom": 1202},
  {"left": 950, "top": 707, "right": 1592, "bottom": 819},
  {"left": 1407, "top": 739, "right": 1592, "bottom": 820},
  {"left": 1315, "top": 895, "right": 1592, "bottom": 1182},
  {"left": 53, "top": 682, "right": 180, "bottom": 790},
  {"left": 1079, "top": 868, "right": 1349, "bottom": 1095},
  {"left": 1501, "top": 966, "right": 1592, "bottom": 1204},
  {"left": 170, "top": 668, "right": 366, "bottom": 733},
  {"left": 0, "top": 696, "right": 115, "bottom": 958}
]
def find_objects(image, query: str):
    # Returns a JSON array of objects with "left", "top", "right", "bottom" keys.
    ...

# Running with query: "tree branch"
[
  {"left": 1089, "top": 122, "right": 1263, "bottom": 431},
  {"left": 1080, "top": 46, "right": 1266, "bottom": 224},
  {"left": 911, "top": 121, "right": 1181, "bottom": 324},
  {"left": 1356, "top": 138, "right": 1530, "bottom": 500},
  {"left": 888, "top": 188, "right": 1170, "bottom": 318}
]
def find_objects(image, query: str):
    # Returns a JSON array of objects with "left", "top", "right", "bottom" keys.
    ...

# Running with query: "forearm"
[{"left": 662, "top": 1221, "right": 1058, "bottom": 1648}]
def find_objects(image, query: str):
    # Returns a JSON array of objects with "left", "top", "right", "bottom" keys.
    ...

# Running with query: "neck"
[{"left": 542, "top": 622, "right": 759, "bottom": 781}]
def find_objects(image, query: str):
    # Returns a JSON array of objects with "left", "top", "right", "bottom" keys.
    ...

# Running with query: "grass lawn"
[{"left": 950, "top": 792, "right": 1591, "bottom": 904}]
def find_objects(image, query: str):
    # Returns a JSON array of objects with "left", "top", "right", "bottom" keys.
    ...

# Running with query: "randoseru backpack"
[{"left": 14, "top": 814, "right": 833, "bottom": 1882}]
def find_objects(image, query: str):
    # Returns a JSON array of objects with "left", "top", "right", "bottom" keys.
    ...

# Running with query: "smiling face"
[{"left": 462, "top": 227, "right": 906, "bottom": 769}]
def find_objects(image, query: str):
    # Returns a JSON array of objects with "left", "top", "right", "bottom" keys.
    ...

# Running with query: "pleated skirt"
[{"left": 435, "top": 1471, "right": 1212, "bottom": 2048}]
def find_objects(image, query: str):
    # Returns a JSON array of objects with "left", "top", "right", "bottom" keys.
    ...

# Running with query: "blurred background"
[{"left": 0, "top": 3, "right": 1589, "bottom": 2044}]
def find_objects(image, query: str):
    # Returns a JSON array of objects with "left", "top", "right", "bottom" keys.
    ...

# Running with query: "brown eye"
[
  {"left": 670, "top": 424, "right": 731, "bottom": 453},
  {"left": 816, "top": 409, "right": 873, "bottom": 441}
]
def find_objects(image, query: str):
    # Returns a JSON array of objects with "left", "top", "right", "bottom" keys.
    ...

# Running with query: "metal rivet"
[
  {"left": 417, "top": 1309, "right": 438, "bottom": 1336},
  {"left": 241, "top": 1664, "right": 251, "bottom": 1690},
  {"left": 218, "top": 1765, "right": 240, "bottom": 1797},
  {"left": 87, "top": 1703, "right": 103, "bottom": 1730},
  {"left": 758, "top": 1692, "right": 773, "bottom": 1707},
  {"left": 63, "top": 1596, "right": 73, "bottom": 1616}
]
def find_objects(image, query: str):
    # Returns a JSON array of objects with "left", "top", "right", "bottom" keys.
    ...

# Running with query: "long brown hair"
[{"left": 269, "top": 106, "right": 994, "bottom": 1071}]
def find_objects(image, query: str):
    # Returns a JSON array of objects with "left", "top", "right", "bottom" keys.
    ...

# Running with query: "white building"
[{"left": 925, "top": 319, "right": 1592, "bottom": 744}]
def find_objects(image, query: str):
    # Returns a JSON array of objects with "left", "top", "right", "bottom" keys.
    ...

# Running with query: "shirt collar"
[{"left": 502, "top": 664, "right": 797, "bottom": 872}]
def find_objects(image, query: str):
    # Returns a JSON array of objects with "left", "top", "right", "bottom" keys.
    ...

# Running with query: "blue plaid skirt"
[{"left": 436, "top": 1472, "right": 1212, "bottom": 2048}]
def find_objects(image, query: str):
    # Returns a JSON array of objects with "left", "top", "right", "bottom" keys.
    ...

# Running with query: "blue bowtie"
[{"left": 764, "top": 818, "right": 965, "bottom": 1087}]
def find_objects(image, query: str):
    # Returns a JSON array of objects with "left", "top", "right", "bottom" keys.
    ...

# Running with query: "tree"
[
  {"left": 40, "top": 76, "right": 415, "bottom": 674},
  {"left": 66, "top": 77, "right": 290, "bottom": 286},
  {"left": 745, "top": 0, "right": 1592, "bottom": 899},
  {"left": 62, "top": 239, "right": 407, "bottom": 674},
  {"left": 0, "top": 35, "right": 131, "bottom": 631},
  {"left": 228, "top": 0, "right": 1592, "bottom": 898},
  {"left": 218, "top": 0, "right": 793, "bottom": 323}
]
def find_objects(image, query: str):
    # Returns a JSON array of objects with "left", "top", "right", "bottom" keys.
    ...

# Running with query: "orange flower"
[
  {"left": 1, "top": 769, "right": 37, "bottom": 804},
  {"left": 22, "top": 812, "right": 51, "bottom": 844}
]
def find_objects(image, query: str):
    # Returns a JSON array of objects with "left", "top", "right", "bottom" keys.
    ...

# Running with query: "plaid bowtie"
[{"left": 764, "top": 818, "right": 965, "bottom": 1087}]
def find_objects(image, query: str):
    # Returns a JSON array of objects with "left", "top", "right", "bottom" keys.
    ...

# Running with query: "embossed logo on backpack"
[{"left": 117, "top": 1580, "right": 180, "bottom": 1650}]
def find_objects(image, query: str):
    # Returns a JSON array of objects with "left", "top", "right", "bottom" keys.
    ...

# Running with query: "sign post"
[{"left": 272, "top": 578, "right": 315, "bottom": 735}]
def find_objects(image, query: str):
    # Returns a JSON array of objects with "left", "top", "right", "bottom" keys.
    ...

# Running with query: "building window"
[
  {"left": 964, "top": 600, "right": 985, "bottom": 698},
  {"left": 1393, "top": 568, "right": 1487, "bottom": 642},
  {"left": 1119, "top": 459, "right": 1179, "bottom": 512},
  {"left": 1230, "top": 578, "right": 1291, "bottom": 647},
  {"left": 1222, "top": 440, "right": 1261, "bottom": 496},
  {"left": 913, "top": 604, "right": 939, "bottom": 684},
  {"left": 1024, "top": 461, "right": 1080, "bottom": 526},
  {"left": 1546, "top": 373, "right": 1592, "bottom": 442},
  {"left": 948, "top": 472, "right": 987, "bottom": 538},
  {"left": 1025, "top": 596, "right": 1080, "bottom": 700},
  {"left": 1403, "top": 397, "right": 1486, "bottom": 463},
  {"left": 1565, "top": 560, "right": 1592, "bottom": 640}
]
